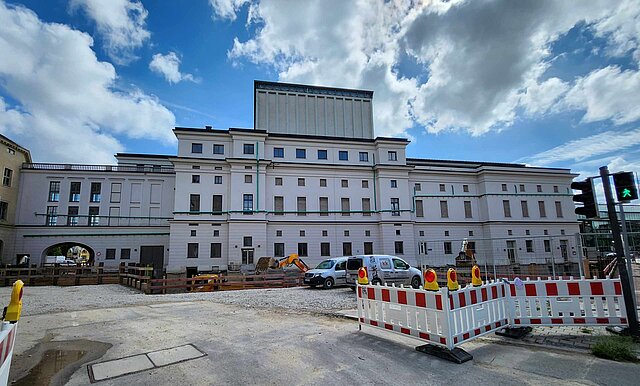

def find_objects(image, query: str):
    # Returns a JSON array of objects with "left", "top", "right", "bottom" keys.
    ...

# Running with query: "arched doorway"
[{"left": 42, "top": 242, "right": 95, "bottom": 266}]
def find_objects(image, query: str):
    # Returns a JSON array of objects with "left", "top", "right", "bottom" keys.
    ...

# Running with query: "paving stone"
[
  {"left": 90, "top": 354, "right": 154, "bottom": 381},
  {"left": 147, "top": 344, "right": 205, "bottom": 367}
]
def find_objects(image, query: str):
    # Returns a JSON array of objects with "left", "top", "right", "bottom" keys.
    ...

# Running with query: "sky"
[{"left": 0, "top": 0, "right": 639, "bottom": 183}]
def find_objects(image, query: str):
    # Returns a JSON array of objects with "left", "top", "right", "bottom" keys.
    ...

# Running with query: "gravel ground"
[{"left": 0, "top": 285, "right": 357, "bottom": 316}]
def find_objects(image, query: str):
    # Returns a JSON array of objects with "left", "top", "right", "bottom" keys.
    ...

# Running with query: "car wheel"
[
  {"left": 411, "top": 275, "right": 421, "bottom": 289},
  {"left": 371, "top": 278, "right": 382, "bottom": 286},
  {"left": 323, "top": 278, "right": 334, "bottom": 289}
]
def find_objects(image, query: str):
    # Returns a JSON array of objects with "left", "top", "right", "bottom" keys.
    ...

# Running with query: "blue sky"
[{"left": 1, "top": 0, "right": 639, "bottom": 182}]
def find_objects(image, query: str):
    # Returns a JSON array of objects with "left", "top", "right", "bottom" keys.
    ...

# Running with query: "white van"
[
  {"left": 303, "top": 256, "right": 348, "bottom": 289},
  {"left": 346, "top": 255, "right": 422, "bottom": 289}
]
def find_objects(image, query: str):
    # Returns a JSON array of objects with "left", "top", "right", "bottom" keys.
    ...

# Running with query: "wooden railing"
[
  {"left": 0, "top": 264, "right": 120, "bottom": 287},
  {"left": 144, "top": 272, "right": 305, "bottom": 294}
]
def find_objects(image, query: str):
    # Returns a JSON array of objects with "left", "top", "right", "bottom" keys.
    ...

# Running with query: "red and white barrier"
[
  {"left": 357, "top": 276, "right": 628, "bottom": 352},
  {"left": 0, "top": 322, "right": 17, "bottom": 386},
  {"left": 507, "top": 277, "right": 627, "bottom": 326}
]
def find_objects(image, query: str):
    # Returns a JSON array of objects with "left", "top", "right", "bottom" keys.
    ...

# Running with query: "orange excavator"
[{"left": 255, "top": 253, "right": 309, "bottom": 274}]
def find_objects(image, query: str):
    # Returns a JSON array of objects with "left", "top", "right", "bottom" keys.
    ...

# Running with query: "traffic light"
[
  {"left": 612, "top": 172, "right": 638, "bottom": 202},
  {"left": 571, "top": 178, "right": 598, "bottom": 218}
]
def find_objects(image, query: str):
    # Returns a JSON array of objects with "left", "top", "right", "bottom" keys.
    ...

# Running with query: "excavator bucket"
[{"left": 255, "top": 257, "right": 278, "bottom": 274}]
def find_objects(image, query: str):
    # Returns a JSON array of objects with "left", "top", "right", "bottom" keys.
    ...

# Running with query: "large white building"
[{"left": 3, "top": 81, "right": 580, "bottom": 276}]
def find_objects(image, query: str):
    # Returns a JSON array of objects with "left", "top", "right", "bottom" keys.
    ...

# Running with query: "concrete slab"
[
  {"left": 89, "top": 354, "right": 154, "bottom": 382},
  {"left": 334, "top": 309, "right": 358, "bottom": 319},
  {"left": 147, "top": 344, "right": 205, "bottom": 367}
]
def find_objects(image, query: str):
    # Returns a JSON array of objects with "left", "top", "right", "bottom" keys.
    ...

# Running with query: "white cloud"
[
  {"left": 224, "top": 0, "right": 640, "bottom": 139},
  {"left": 70, "top": 0, "right": 150, "bottom": 65},
  {"left": 0, "top": 1, "right": 175, "bottom": 164},
  {"left": 149, "top": 52, "right": 197, "bottom": 84},
  {"left": 520, "top": 128, "right": 640, "bottom": 166}
]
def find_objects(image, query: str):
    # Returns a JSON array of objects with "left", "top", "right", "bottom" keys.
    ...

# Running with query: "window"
[
  {"left": 561, "top": 229, "right": 565, "bottom": 235},
  {"left": 393, "top": 241, "right": 404, "bottom": 254},
  {"left": 322, "top": 230, "right": 328, "bottom": 237},
  {"left": 89, "top": 182, "right": 102, "bottom": 202},
  {"left": 0, "top": 201, "right": 6, "bottom": 221},
  {"left": 298, "top": 178, "right": 305, "bottom": 187},
  {"left": 46, "top": 206, "right": 57, "bottom": 226},
  {"left": 320, "top": 179, "right": 327, "bottom": 187},
  {"left": 243, "top": 144, "right": 255, "bottom": 154},
  {"left": 395, "top": 229, "right": 401, "bottom": 236},
  {"left": 359, "top": 152, "right": 368, "bottom": 162},
  {"left": 339, "top": 151, "right": 349, "bottom": 161},
  {"left": 274, "top": 243, "right": 285, "bottom": 257},
  {"left": 121, "top": 248, "right": 131, "bottom": 260},
  {"left": 106, "top": 248, "right": 116, "bottom": 260},
  {"left": 319, "top": 197, "right": 328, "bottom": 216},
  {"left": 89, "top": 206, "right": 99, "bottom": 226},
  {"left": 317, "top": 149, "right": 327, "bottom": 160},
  {"left": 508, "top": 230, "right": 513, "bottom": 236},
  {"left": 7, "top": 148, "right": 14, "bottom": 155},
  {"left": 364, "top": 242, "right": 373, "bottom": 254},
  {"left": 273, "top": 147, "right": 284, "bottom": 158},
  {"left": 391, "top": 198, "right": 400, "bottom": 216},
  {"left": 243, "top": 236, "right": 252, "bottom": 247},
  {"left": 439, "top": 184, "right": 445, "bottom": 192},
  {"left": 344, "top": 230, "right": 350, "bottom": 237},
  {"left": 388, "top": 151, "right": 397, "bottom": 161},
  {"left": 276, "top": 230, "right": 282, "bottom": 237},
  {"left": 191, "top": 143, "right": 203, "bottom": 153},
  {"left": 525, "top": 230, "right": 530, "bottom": 235},
  {"left": 297, "top": 197, "right": 306, "bottom": 216},
  {"left": 243, "top": 194, "right": 253, "bottom": 214},
  {"left": 444, "top": 230, "right": 449, "bottom": 236},
  {"left": 210, "top": 243, "right": 222, "bottom": 258},
  {"left": 537, "top": 185, "right": 542, "bottom": 192},
  {"left": 464, "top": 201, "right": 472, "bottom": 218},
  {"left": 67, "top": 206, "right": 78, "bottom": 226},
  {"left": 365, "top": 230, "right": 371, "bottom": 237},
  {"left": 212, "top": 195, "right": 223, "bottom": 214},
  {"left": 274, "top": 196, "right": 284, "bottom": 215},
  {"left": 341, "top": 179, "right": 348, "bottom": 188},
  {"left": 538, "top": 201, "right": 547, "bottom": 217},
  {"left": 187, "top": 243, "right": 198, "bottom": 258},
  {"left": 519, "top": 184, "right": 525, "bottom": 192},
  {"left": 501, "top": 184, "right": 507, "bottom": 192},
  {"left": 296, "top": 148, "right": 306, "bottom": 159},
  {"left": 440, "top": 201, "right": 448, "bottom": 218},
  {"left": 362, "top": 198, "right": 371, "bottom": 216},
  {"left": 192, "top": 175, "right": 200, "bottom": 184},
  {"left": 191, "top": 230, "right": 197, "bottom": 237},
  {"left": 542, "top": 239, "right": 551, "bottom": 253},
  {"left": 553, "top": 185, "right": 559, "bottom": 193},
  {"left": 469, "top": 231, "right": 474, "bottom": 236},
  {"left": 362, "top": 180, "right": 369, "bottom": 188},
  {"left": 245, "top": 175, "right": 252, "bottom": 183},
  {"left": 341, "top": 198, "right": 350, "bottom": 216},
  {"left": 298, "top": 243, "right": 308, "bottom": 257},
  {"left": 214, "top": 176, "right": 222, "bottom": 184},
  {"left": 190, "top": 194, "right": 200, "bottom": 212},
  {"left": 419, "top": 231, "right": 424, "bottom": 237},
  {"left": 544, "top": 229, "right": 548, "bottom": 235},
  {"left": 555, "top": 201, "right": 563, "bottom": 218},
  {"left": 390, "top": 180, "right": 397, "bottom": 188},
  {"left": 463, "top": 184, "right": 469, "bottom": 193},
  {"left": 444, "top": 242, "right": 452, "bottom": 255},
  {"left": 300, "top": 230, "right": 306, "bottom": 237},
  {"left": 69, "top": 182, "right": 81, "bottom": 202},
  {"left": 215, "top": 166, "right": 222, "bottom": 170},
  {"left": 110, "top": 183, "right": 121, "bottom": 203},
  {"left": 48, "top": 181, "right": 60, "bottom": 202},
  {"left": 343, "top": 242, "right": 352, "bottom": 256},
  {"left": 526, "top": 240, "right": 534, "bottom": 253},
  {"left": 503, "top": 200, "right": 511, "bottom": 217},
  {"left": 213, "top": 144, "right": 224, "bottom": 154},
  {"left": 274, "top": 177, "right": 283, "bottom": 186},
  {"left": 521, "top": 201, "right": 529, "bottom": 217},
  {"left": 213, "top": 230, "right": 219, "bottom": 237},
  {"left": 321, "top": 242, "right": 331, "bottom": 256},
  {"left": 415, "top": 200, "right": 424, "bottom": 217}
]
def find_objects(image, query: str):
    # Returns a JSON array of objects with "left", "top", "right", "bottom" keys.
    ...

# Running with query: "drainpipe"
[
  {"left": 372, "top": 153, "right": 378, "bottom": 210},
  {"left": 256, "top": 141, "right": 259, "bottom": 213}
]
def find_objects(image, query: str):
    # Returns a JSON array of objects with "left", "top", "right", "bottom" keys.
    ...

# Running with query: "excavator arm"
[{"left": 277, "top": 253, "right": 310, "bottom": 273}]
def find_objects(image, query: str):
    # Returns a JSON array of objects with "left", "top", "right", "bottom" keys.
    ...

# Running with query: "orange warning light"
[
  {"left": 471, "top": 265, "right": 482, "bottom": 287},
  {"left": 357, "top": 267, "right": 369, "bottom": 285},
  {"left": 423, "top": 269, "right": 439, "bottom": 291},
  {"left": 447, "top": 268, "right": 459, "bottom": 291}
]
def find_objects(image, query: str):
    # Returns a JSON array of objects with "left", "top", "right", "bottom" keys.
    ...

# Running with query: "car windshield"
[{"left": 316, "top": 260, "right": 335, "bottom": 269}]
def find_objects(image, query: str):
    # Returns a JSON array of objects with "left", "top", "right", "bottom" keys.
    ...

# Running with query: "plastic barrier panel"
[
  {"left": 507, "top": 277, "right": 627, "bottom": 326},
  {"left": 0, "top": 323, "right": 17, "bottom": 386}
]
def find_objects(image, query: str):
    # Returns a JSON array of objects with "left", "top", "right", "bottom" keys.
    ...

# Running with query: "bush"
[{"left": 591, "top": 336, "right": 637, "bottom": 362}]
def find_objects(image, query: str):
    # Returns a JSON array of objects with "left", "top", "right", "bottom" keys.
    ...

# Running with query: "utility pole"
[{"left": 600, "top": 166, "right": 639, "bottom": 337}]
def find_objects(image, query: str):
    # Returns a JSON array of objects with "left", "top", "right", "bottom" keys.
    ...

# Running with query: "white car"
[
  {"left": 303, "top": 256, "right": 348, "bottom": 289},
  {"left": 346, "top": 255, "right": 422, "bottom": 289}
]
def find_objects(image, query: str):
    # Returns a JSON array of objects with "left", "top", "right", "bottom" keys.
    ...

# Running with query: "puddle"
[
  {"left": 10, "top": 338, "right": 112, "bottom": 386},
  {"left": 13, "top": 349, "right": 86, "bottom": 386}
]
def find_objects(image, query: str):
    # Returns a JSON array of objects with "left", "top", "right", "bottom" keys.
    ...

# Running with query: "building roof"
[
  {"left": 0, "top": 133, "right": 32, "bottom": 162},
  {"left": 115, "top": 153, "right": 172, "bottom": 159},
  {"left": 407, "top": 157, "right": 571, "bottom": 172},
  {"left": 255, "top": 80, "right": 373, "bottom": 99}
]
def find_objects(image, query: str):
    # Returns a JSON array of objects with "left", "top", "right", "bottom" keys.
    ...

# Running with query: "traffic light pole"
[{"left": 600, "top": 166, "right": 639, "bottom": 337}]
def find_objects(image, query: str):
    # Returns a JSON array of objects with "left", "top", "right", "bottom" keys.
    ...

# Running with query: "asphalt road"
[{"left": 9, "top": 298, "right": 639, "bottom": 385}]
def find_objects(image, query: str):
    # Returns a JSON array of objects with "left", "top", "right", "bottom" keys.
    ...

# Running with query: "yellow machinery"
[
  {"left": 191, "top": 274, "right": 220, "bottom": 292},
  {"left": 255, "top": 253, "right": 310, "bottom": 274}
]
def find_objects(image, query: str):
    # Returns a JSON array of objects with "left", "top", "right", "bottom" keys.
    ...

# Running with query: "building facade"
[{"left": 3, "top": 81, "right": 581, "bottom": 275}]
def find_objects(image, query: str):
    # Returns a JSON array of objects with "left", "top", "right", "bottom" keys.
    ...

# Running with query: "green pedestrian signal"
[{"left": 612, "top": 172, "right": 638, "bottom": 202}]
